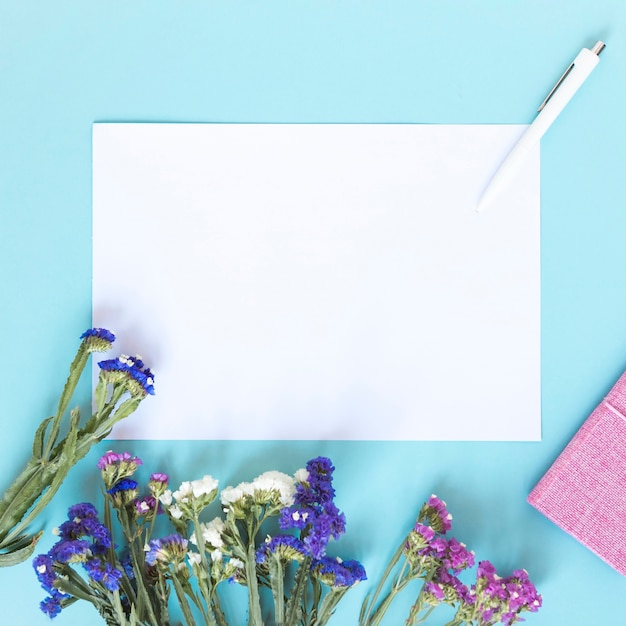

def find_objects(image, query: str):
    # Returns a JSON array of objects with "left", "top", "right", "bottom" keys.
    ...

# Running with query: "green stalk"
[
  {"left": 284, "top": 556, "right": 312, "bottom": 626},
  {"left": 43, "top": 342, "right": 90, "bottom": 459},
  {"left": 245, "top": 539, "right": 263, "bottom": 626},
  {"left": 311, "top": 587, "right": 349, "bottom": 626},
  {"left": 360, "top": 537, "right": 407, "bottom": 626},
  {"left": 119, "top": 508, "right": 160, "bottom": 625},
  {"left": 268, "top": 554, "right": 285, "bottom": 625},
  {"left": 171, "top": 573, "right": 198, "bottom": 626}
]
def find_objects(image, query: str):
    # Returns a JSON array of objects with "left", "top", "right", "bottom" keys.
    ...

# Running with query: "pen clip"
[
  {"left": 537, "top": 41, "right": 605, "bottom": 113},
  {"left": 537, "top": 62, "right": 574, "bottom": 112}
]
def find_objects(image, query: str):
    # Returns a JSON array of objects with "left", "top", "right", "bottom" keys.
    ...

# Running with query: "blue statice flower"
[
  {"left": 145, "top": 534, "right": 188, "bottom": 567},
  {"left": 107, "top": 478, "right": 139, "bottom": 495},
  {"left": 83, "top": 559, "right": 123, "bottom": 592},
  {"left": 33, "top": 554, "right": 57, "bottom": 591},
  {"left": 279, "top": 456, "right": 346, "bottom": 559},
  {"left": 80, "top": 328, "right": 116, "bottom": 352},
  {"left": 107, "top": 478, "right": 139, "bottom": 507},
  {"left": 312, "top": 555, "right": 367, "bottom": 588},
  {"left": 98, "top": 354, "right": 155, "bottom": 396},
  {"left": 34, "top": 502, "right": 120, "bottom": 618},
  {"left": 256, "top": 535, "right": 308, "bottom": 564},
  {"left": 40, "top": 591, "right": 64, "bottom": 619},
  {"left": 120, "top": 551, "right": 135, "bottom": 580},
  {"left": 58, "top": 503, "right": 111, "bottom": 555},
  {"left": 49, "top": 539, "right": 92, "bottom": 564}
]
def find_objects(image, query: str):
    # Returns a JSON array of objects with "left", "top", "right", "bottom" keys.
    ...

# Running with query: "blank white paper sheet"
[{"left": 92, "top": 123, "right": 540, "bottom": 441}]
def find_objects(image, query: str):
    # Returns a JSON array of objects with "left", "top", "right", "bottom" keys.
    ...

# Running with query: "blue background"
[{"left": 2, "top": 1, "right": 626, "bottom": 624}]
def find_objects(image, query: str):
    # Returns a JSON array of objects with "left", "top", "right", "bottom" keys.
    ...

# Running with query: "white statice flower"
[
  {"left": 210, "top": 549, "right": 223, "bottom": 562},
  {"left": 169, "top": 504, "right": 184, "bottom": 520},
  {"left": 188, "top": 552, "right": 201, "bottom": 566},
  {"left": 294, "top": 468, "right": 309, "bottom": 483},
  {"left": 189, "top": 517, "right": 225, "bottom": 549},
  {"left": 230, "top": 558, "right": 244, "bottom": 569},
  {"left": 191, "top": 475, "right": 219, "bottom": 498},
  {"left": 173, "top": 481, "right": 193, "bottom": 503},
  {"left": 159, "top": 489, "right": 173, "bottom": 507},
  {"left": 202, "top": 517, "right": 225, "bottom": 547},
  {"left": 220, "top": 484, "right": 248, "bottom": 507},
  {"left": 251, "top": 471, "right": 296, "bottom": 506}
]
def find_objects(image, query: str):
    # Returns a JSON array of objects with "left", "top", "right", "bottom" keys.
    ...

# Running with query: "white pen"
[{"left": 476, "top": 40, "right": 605, "bottom": 214}]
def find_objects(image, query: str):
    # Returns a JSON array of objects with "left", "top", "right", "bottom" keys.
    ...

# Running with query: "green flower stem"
[
  {"left": 211, "top": 596, "right": 229, "bottom": 626},
  {"left": 0, "top": 354, "right": 147, "bottom": 566},
  {"left": 43, "top": 342, "right": 90, "bottom": 459},
  {"left": 0, "top": 407, "right": 80, "bottom": 547},
  {"left": 171, "top": 573, "right": 197, "bottom": 626},
  {"left": 284, "top": 556, "right": 312, "bottom": 626},
  {"left": 245, "top": 531, "right": 263, "bottom": 626},
  {"left": 119, "top": 508, "right": 161, "bottom": 626},
  {"left": 312, "top": 586, "right": 350, "bottom": 626},
  {"left": 191, "top": 514, "right": 216, "bottom": 608},
  {"left": 359, "top": 537, "right": 408, "bottom": 626},
  {"left": 268, "top": 554, "right": 285, "bottom": 625},
  {"left": 111, "top": 589, "right": 131, "bottom": 626}
]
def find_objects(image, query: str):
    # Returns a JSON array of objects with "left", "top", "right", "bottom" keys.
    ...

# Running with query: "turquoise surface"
[{"left": 2, "top": 1, "right": 626, "bottom": 624}]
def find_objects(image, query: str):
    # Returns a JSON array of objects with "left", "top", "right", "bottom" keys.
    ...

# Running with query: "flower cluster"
[
  {"left": 459, "top": 561, "right": 543, "bottom": 626},
  {"left": 0, "top": 327, "right": 152, "bottom": 568},
  {"left": 33, "top": 503, "right": 120, "bottom": 618},
  {"left": 33, "top": 453, "right": 369, "bottom": 626},
  {"left": 361, "top": 494, "right": 541, "bottom": 626},
  {"left": 145, "top": 534, "right": 188, "bottom": 568},
  {"left": 98, "top": 354, "right": 155, "bottom": 397},
  {"left": 160, "top": 474, "right": 219, "bottom": 520},
  {"left": 312, "top": 555, "right": 367, "bottom": 588},
  {"left": 220, "top": 469, "right": 296, "bottom": 518},
  {"left": 277, "top": 456, "right": 347, "bottom": 559},
  {"left": 33, "top": 453, "right": 541, "bottom": 626},
  {"left": 80, "top": 327, "right": 116, "bottom": 352}
]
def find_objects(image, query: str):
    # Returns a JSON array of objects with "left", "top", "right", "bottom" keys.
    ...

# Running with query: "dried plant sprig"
[{"left": 0, "top": 328, "right": 153, "bottom": 567}]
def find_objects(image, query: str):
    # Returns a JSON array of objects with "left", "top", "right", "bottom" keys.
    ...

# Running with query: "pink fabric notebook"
[{"left": 528, "top": 371, "right": 626, "bottom": 576}]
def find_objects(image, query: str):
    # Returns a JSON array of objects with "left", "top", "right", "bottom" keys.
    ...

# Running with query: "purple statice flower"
[
  {"left": 256, "top": 535, "right": 307, "bottom": 564},
  {"left": 97, "top": 451, "right": 143, "bottom": 471},
  {"left": 471, "top": 561, "right": 542, "bottom": 625},
  {"left": 98, "top": 354, "right": 155, "bottom": 396},
  {"left": 279, "top": 456, "right": 346, "bottom": 559},
  {"left": 98, "top": 451, "right": 142, "bottom": 491},
  {"left": 80, "top": 328, "right": 115, "bottom": 352},
  {"left": 440, "top": 537, "right": 475, "bottom": 574},
  {"left": 434, "top": 568, "right": 471, "bottom": 604},
  {"left": 148, "top": 472, "right": 169, "bottom": 499},
  {"left": 83, "top": 559, "right": 123, "bottom": 592},
  {"left": 418, "top": 494, "right": 453, "bottom": 534},
  {"left": 312, "top": 555, "right": 367, "bottom": 588},
  {"left": 145, "top": 534, "right": 188, "bottom": 567},
  {"left": 424, "top": 580, "right": 446, "bottom": 602},
  {"left": 134, "top": 494, "right": 162, "bottom": 517}
]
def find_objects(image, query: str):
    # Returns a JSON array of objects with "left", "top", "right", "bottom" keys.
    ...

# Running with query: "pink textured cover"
[{"left": 528, "top": 371, "right": 626, "bottom": 576}]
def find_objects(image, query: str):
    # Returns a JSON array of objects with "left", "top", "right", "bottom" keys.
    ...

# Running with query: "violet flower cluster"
[{"left": 361, "top": 495, "right": 542, "bottom": 626}]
